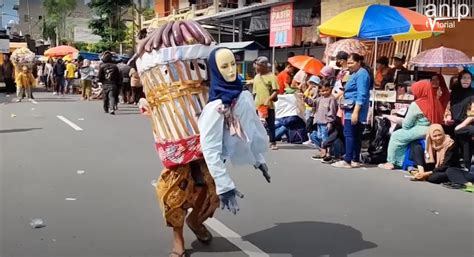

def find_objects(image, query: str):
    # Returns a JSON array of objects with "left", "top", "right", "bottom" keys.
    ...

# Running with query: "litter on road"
[
  {"left": 29, "top": 219, "right": 46, "bottom": 229},
  {"left": 77, "top": 170, "right": 85, "bottom": 175},
  {"left": 11, "top": 114, "right": 16, "bottom": 118},
  {"left": 65, "top": 198, "right": 77, "bottom": 201}
]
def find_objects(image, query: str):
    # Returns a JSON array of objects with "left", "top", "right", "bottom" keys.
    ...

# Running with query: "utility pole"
[{"left": 26, "top": 0, "right": 32, "bottom": 35}]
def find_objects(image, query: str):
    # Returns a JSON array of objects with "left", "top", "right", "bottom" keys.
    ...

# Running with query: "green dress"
[{"left": 387, "top": 102, "right": 430, "bottom": 167}]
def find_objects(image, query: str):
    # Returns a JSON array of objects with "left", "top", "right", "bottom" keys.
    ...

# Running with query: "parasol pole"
[
  {"left": 272, "top": 46, "right": 276, "bottom": 74},
  {"left": 371, "top": 37, "right": 378, "bottom": 126}
]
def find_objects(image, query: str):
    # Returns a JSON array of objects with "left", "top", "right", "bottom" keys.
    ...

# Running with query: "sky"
[{"left": 1, "top": 0, "right": 19, "bottom": 29}]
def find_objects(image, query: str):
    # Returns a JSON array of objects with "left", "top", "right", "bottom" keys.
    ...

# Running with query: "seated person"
[
  {"left": 446, "top": 161, "right": 474, "bottom": 188},
  {"left": 410, "top": 124, "right": 458, "bottom": 183},
  {"left": 375, "top": 56, "right": 394, "bottom": 89},
  {"left": 382, "top": 84, "right": 414, "bottom": 129},
  {"left": 379, "top": 77, "right": 450, "bottom": 170}
]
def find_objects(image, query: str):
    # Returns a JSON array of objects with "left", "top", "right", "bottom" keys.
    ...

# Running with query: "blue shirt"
[{"left": 343, "top": 67, "right": 371, "bottom": 122}]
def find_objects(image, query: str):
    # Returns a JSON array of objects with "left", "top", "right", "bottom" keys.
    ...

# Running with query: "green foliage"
[
  {"left": 88, "top": 0, "right": 133, "bottom": 51},
  {"left": 42, "top": 0, "right": 77, "bottom": 44},
  {"left": 142, "top": 8, "right": 155, "bottom": 20}
]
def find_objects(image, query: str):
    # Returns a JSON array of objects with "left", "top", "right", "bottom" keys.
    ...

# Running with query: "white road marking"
[
  {"left": 56, "top": 116, "right": 83, "bottom": 131},
  {"left": 31, "top": 100, "right": 38, "bottom": 104},
  {"left": 205, "top": 218, "right": 269, "bottom": 257}
]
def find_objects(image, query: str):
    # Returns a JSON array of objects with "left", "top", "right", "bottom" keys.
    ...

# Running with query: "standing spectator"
[
  {"left": 253, "top": 56, "right": 279, "bottom": 150},
  {"left": 332, "top": 53, "right": 371, "bottom": 169},
  {"left": 1, "top": 54, "right": 15, "bottom": 93},
  {"left": 129, "top": 67, "right": 143, "bottom": 105},
  {"left": 333, "top": 51, "right": 350, "bottom": 99},
  {"left": 79, "top": 59, "right": 95, "bottom": 101},
  {"left": 53, "top": 59, "right": 66, "bottom": 95},
  {"left": 15, "top": 65, "right": 35, "bottom": 102},
  {"left": 98, "top": 51, "right": 121, "bottom": 115},
  {"left": 276, "top": 63, "right": 295, "bottom": 94},
  {"left": 44, "top": 58, "right": 54, "bottom": 91},
  {"left": 65, "top": 60, "right": 76, "bottom": 94},
  {"left": 117, "top": 60, "right": 132, "bottom": 104},
  {"left": 303, "top": 80, "right": 338, "bottom": 159}
]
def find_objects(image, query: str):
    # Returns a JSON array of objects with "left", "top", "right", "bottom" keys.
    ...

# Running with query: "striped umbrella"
[
  {"left": 325, "top": 39, "right": 368, "bottom": 58},
  {"left": 410, "top": 46, "right": 474, "bottom": 68},
  {"left": 318, "top": 4, "right": 444, "bottom": 41}
]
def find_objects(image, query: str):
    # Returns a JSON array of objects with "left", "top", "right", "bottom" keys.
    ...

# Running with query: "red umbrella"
[
  {"left": 288, "top": 56, "right": 324, "bottom": 76},
  {"left": 44, "top": 45, "right": 79, "bottom": 57}
]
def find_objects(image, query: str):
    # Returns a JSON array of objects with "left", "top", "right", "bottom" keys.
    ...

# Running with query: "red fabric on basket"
[{"left": 155, "top": 135, "right": 203, "bottom": 169}]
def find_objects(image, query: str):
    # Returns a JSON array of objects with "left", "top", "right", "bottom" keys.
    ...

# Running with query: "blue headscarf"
[{"left": 208, "top": 47, "right": 243, "bottom": 105}]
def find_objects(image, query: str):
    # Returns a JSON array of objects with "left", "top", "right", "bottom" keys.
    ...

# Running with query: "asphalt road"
[{"left": 1, "top": 92, "right": 473, "bottom": 257}]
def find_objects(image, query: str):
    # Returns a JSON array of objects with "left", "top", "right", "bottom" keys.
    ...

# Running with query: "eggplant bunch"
[{"left": 138, "top": 20, "right": 215, "bottom": 55}]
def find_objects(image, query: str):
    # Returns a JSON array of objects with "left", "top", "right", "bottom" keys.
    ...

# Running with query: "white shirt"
[{"left": 198, "top": 91, "right": 269, "bottom": 194}]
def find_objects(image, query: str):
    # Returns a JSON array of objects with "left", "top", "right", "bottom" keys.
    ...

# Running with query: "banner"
[{"left": 269, "top": 3, "right": 293, "bottom": 47}]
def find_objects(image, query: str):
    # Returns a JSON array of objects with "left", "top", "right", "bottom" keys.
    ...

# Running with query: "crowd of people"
[
  {"left": 0, "top": 52, "right": 144, "bottom": 115},
  {"left": 251, "top": 50, "right": 474, "bottom": 190}
]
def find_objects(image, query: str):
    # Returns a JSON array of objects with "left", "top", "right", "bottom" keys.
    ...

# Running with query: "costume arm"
[{"left": 199, "top": 104, "right": 236, "bottom": 195}]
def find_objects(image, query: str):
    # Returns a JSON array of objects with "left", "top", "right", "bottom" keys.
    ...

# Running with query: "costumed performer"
[{"left": 198, "top": 47, "right": 271, "bottom": 215}]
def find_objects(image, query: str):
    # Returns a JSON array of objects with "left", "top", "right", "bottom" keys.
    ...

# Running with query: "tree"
[
  {"left": 43, "top": 0, "right": 76, "bottom": 45},
  {"left": 88, "top": 0, "right": 133, "bottom": 52}
]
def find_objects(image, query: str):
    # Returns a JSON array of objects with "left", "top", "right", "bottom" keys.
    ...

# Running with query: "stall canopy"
[
  {"left": 216, "top": 41, "right": 263, "bottom": 62},
  {"left": 77, "top": 51, "right": 100, "bottom": 61}
]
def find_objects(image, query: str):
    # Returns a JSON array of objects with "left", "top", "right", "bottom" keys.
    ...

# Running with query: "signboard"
[
  {"left": 0, "top": 39, "right": 10, "bottom": 53},
  {"left": 369, "top": 90, "right": 397, "bottom": 103},
  {"left": 269, "top": 3, "right": 293, "bottom": 47}
]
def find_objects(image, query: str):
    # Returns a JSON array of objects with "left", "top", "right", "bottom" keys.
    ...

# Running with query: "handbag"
[{"left": 339, "top": 97, "right": 355, "bottom": 110}]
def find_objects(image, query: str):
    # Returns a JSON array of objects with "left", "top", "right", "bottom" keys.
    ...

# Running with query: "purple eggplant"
[
  {"left": 145, "top": 30, "right": 160, "bottom": 52},
  {"left": 183, "top": 20, "right": 205, "bottom": 45},
  {"left": 180, "top": 23, "right": 195, "bottom": 44},
  {"left": 172, "top": 21, "right": 184, "bottom": 46},
  {"left": 152, "top": 24, "right": 167, "bottom": 49},
  {"left": 161, "top": 21, "right": 174, "bottom": 48},
  {"left": 190, "top": 20, "right": 212, "bottom": 45}
]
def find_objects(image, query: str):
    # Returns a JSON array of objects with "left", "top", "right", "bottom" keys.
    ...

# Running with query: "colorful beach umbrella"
[
  {"left": 318, "top": 4, "right": 444, "bottom": 41},
  {"left": 410, "top": 46, "right": 474, "bottom": 68},
  {"left": 325, "top": 39, "right": 368, "bottom": 58},
  {"left": 288, "top": 56, "right": 324, "bottom": 76},
  {"left": 44, "top": 45, "right": 79, "bottom": 57}
]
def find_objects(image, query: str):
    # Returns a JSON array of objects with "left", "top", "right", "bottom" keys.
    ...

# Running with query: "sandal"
[
  {"left": 186, "top": 219, "right": 213, "bottom": 245},
  {"left": 378, "top": 163, "right": 394, "bottom": 170},
  {"left": 311, "top": 155, "right": 324, "bottom": 160},
  {"left": 271, "top": 144, "right": 279, "bottom": 150},
  {"left": 351, "top": 162, "right": 362, "bottom": 168},
  {"left": 331, "top": 160, "right": 353, "bottom": 169},
  {"left": 169, "top": 251, "right": 186, "bottom": 257}
]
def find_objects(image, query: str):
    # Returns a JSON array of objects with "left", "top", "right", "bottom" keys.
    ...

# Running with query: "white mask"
[{"left": 215, "top": 48, "right": 237, "bottom": 82}]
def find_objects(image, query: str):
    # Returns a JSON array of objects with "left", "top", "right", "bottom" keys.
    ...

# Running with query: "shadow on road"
[
  {"left": 190, "top": 221, "right": 377, "bottom": 257},
  {"left": 277, "top": 144, "right": 313, "bottom": 150},
  {"left": 0, "top": 128, "right": 42, "bottom": 133}
]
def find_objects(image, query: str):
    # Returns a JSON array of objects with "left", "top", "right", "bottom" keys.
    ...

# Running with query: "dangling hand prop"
[
  {"left": 219, "top": 189, "right": 244, "bottom": 215},
  {"left": 254, "top": 163, "right": 271, "bottom": 183}
]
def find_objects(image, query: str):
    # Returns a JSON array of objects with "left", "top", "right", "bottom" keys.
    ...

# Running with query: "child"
[
  {"left": 304, "top": 80, "right": 338, "bottom": 159},
  {"left": 15, "top": 65, "right": 36, "bottom": 102}
]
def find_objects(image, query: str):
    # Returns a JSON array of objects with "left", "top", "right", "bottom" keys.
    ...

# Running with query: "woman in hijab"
[
  {"left": 379, "top": 77, "right": 450, "bottom": 170},
  {"left": 410, "top": 124, "right": 458, "bottom": 183},
  {"left": 448, "top": 71, "right": 474, "bottom": 169},
  {"left": 198, "top": 47, "right": 271, "bottom": 213}
]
